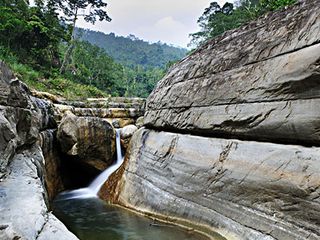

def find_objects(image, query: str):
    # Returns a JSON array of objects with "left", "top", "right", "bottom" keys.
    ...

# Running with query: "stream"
[
  {"left": 52, "top": 129, "right": 212, "bottom": 240},
  {"left": 53, "top": 197, "right": 210, "bottom": 240}
]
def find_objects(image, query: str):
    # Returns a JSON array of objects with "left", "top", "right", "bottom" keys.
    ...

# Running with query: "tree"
[
  {"left": 66, "top": 40, "right": 126, "bottom": 95},
  {"left": 190, "top": 0, "right": 297, "bottom": 47},
  {"left": 53, "top": 0, "right": 112, "bottom": 73},
  {"left": 0, "top": 0, "right": 68, "bottom": 69},
  {"left": 189, "top": 2, "right": 238, "bottom": 47}
]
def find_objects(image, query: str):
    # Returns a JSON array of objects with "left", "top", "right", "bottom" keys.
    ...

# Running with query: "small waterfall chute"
[{"left": 58, "top": 129, "right": 124, "bottom": 200}]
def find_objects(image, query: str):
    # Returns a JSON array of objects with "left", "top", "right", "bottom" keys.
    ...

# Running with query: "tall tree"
[
  {"left": 53, "top": 0, "right": 112, "bottom": 73},
  {"left": 190, "top": 0, "right": 297, "bottom": 47},
  {"left": 189, "top": 2, "right": 237, "bottom": 47},
  {"left": 0, "top": 0, "right": 68, "bottom": 69}
]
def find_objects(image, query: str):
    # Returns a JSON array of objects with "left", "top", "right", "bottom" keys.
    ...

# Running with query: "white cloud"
[{"left": 76, "top": 0, "right": 234, "bottom": 48}]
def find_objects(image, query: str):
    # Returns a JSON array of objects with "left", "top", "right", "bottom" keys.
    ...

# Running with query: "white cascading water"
[{"left": 58, "top": 129, "right": 124, "bottom": 200}]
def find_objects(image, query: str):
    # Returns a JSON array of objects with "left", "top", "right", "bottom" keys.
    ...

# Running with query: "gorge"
[{"left": 0, "top": 0, "right": 320, "bottom": 239}]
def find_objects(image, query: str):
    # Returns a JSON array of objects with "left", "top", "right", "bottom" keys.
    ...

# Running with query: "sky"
[{"left": 77, "top": 0, "right": 232, "bottom": 48}]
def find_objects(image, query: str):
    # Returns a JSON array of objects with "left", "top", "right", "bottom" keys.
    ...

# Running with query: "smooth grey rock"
[
  {"left": 37, "top": 214, "right": 78, "bottom": 240},
  {"left": 106, "top": 2, "right": 320, "bottom": 240},
  {"left": 111, "top": 129, "right": 320, "bottom": 240},
  {"left": 145, "top": 0, "right": 320, "bottom": 145},
  {"left": 0, "top": 146, "right": 78, "bottom": 240},
  {"left": 120, "top": 125, "right": 138, "bottom": 139},
  {"left": 146, "top": 98, "right": 320, "bottom": 145}
]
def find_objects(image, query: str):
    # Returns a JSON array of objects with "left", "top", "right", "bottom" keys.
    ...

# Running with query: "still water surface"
[{"left": 53, "top": 197, "right": 210, "bottom": 240}]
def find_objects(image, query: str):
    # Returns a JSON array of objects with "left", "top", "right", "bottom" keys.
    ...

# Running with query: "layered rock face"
[
  {"left": 53, "top": 97, "right": 145, "bottom": 128},
  {"left": 145, "top": 0, "right": 320, "bottom": 146},
  {"left": 106, "top": 1, "right": 320, "bottom": 240},
  {"left": 112, "top": 129, "right": 320, "bottom": 239},
  {"left": 53, "top": 97, "right": 144, "bottom": 164},
  {"left": 0, "top": 62, "right": 77, "bottom": 239}
]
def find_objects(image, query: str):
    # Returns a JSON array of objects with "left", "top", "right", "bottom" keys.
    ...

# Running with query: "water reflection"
[{"left": 53, "top": 197, "right": 210, "bottom": 240}]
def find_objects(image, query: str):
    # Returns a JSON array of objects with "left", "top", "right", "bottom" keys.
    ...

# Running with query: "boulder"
[
  {"left": 108, "top": 128, "right": 320, "bottom": 240},
  {"left": 135, "top": 116, "right": 144, "bottom": 128},
  {"left": 120, "top": 124, "right": 138, "bottom": 139},
  {"left": 120, "top": 125, "right": 138, "bottom": 150},
  {"left": 144, "top": 0, "right": 320, "bottom": 146},
  {"left": 57, "top": 111, "right": 116, "bottom": 171},
  {"left": 107, "top": 118, "right": 135, "bottom": 128}
]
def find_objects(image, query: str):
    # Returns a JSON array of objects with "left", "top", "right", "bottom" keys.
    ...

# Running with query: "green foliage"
[
  {"left": 122, "top": 66, "right": 165, "bottom": 98},
  {"left": 190, "top": 0, "right": 297, "bottom": 47},
  {"left": 260, "top": 0, "right": 297, "bottom": 10},
  {"left": 5, "top": 59, "right": 107, "bottom": 100},
  {"left": 61, "top": 40, "right": 166, "bottom": 97},
  {"left": 64, "top": 40, "right": 125, "bottom": 95},
  {"left": 50, "top": 0, "right": 111, "bottom": 25},
  {"left": 0, "top": 0, "right": 68, "bottom": 69},
  {"left": 0, "top": 1, "right": 177, "bottom": 99},
  {"left": 50, "top": 0, "right": 112, "bottom": 74},
  {"left": 78, "top": 29, "right": 187, "bottom": 69}
]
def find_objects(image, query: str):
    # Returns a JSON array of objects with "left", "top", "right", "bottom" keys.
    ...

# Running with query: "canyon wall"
[
  {"left": 105, "top": 1, "right": 320, "bottom": 239},
  {"left": 0, "top": 62, "right": 78, "bottom": 239}
]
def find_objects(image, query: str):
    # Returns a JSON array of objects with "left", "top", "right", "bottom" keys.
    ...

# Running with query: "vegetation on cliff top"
[
  {"left": 0, "top": 0, "right": 296, "bottom": 100},
  {"left": 190, "top": 0, "right": 297, "bottom": 47}
]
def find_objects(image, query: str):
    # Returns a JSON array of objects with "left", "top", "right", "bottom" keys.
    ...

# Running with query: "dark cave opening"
[{"left": 59, "top": 154, "right": 102, "bottom": 190}]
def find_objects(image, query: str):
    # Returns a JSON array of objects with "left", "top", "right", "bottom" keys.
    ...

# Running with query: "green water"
[{"left": 53, "top": 197, "right": 210, "bottom": 240}]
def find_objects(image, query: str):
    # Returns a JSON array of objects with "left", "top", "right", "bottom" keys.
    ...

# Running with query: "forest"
[{"left": 0, "top": 0, "right": 296, "bottom": 99}]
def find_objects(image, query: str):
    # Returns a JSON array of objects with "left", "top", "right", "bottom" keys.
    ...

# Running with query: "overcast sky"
[{"left": 77, "top": 0, "right": 232, "bottom": 48}]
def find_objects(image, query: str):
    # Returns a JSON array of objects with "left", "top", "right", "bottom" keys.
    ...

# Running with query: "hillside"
[{"left": 77, "top": 28, "right": 188, "bottom": 69}]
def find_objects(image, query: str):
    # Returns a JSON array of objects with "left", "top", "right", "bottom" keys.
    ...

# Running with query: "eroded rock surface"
[
  {"left": 105, "top": 1, "right": 320, "bottom": 240},
  {"left": 53, "top": 97, "right": 145, "bottom": 128},
  {"left": 0, "top": 147, "right": 77, "bottom": 240},
  {"left": 145, "top": 0, "right": 320, "bottom": 146},
  {"left": 39, "top": 129, "right": 64, "bottom": 201},
  {"left": 0, "top": 61, "right": 77, "bottom": 239},
  {"left": 57, "top": 111, "right": 115, "bottom": 171},
  {"left": 109, "top": 129, "right": 320, "bottom": 240}
]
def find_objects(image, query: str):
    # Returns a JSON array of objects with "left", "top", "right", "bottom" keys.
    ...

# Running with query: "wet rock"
[
  {"left": 57, "top": 111, "right": 115, "bottom": 171},
  {"left": 39, "top": 129, "right": 64, "bottom": 201},
  {"left": 119, "top": 125, "right": 138, "bottom": 150}
]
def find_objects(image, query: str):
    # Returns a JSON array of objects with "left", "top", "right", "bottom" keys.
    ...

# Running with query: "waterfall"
[
  {"left": 88, "top": 128, "right": 123, "bottom": 194},
  {"left": 58, "top": 129, "right": 124, "bottom": 200}
]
